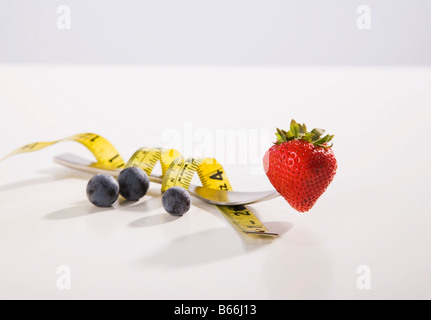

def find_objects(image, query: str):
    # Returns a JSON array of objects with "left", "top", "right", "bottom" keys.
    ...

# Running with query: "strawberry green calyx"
[{"left": 275, "top": 119, "right": 334, "bottom": 148}]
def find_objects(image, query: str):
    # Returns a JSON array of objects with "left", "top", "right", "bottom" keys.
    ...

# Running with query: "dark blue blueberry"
[
  {"left": 162, "top": 186, "right": 191, "bottom": 216},
  {"left": 118, "top": 167, "right": 150, "bottom": 201},
  {"left": 86, "top": 174, "right": 119, "bottom": 207}
]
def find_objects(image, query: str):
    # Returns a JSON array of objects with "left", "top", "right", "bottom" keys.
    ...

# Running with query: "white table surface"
[{"left": 0, "top": 65, "right": 430, "bottom": 299}]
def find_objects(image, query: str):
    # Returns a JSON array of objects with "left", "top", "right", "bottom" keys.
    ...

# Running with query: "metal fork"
[{"left": 53, "top": 153, "right": 280, "bottom": 206}]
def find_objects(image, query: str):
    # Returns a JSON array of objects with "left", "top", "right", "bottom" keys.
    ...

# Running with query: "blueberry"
[
  {"left": 117, "top": 167, "right": 150, "bottom": 201},
  {"left": 162, "top": 186, "right": 191, "bottom": 216},
  {"left": 86, "top": 174, "right": 119, "bottom": 207}
]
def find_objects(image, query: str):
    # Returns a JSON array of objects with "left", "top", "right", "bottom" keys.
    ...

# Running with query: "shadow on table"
[
  {"left": 120, "top": 189, "right": 164, "bottom": 214},
  {"left": 135, "top": 199, "right": 293, "bottom": 267},
  {"left": 128, "top": 212, "right": 179, "bottom": 227},
  {"left": 44, "top": 189, "right": 164, "bottom": 221},
  {"left": 44, "top": 204, "right": 111, "bottom": 220},
  {"left": 135, "top": 221, "right": 292, "bottom": 267},
  {"left": 0, "top": 167, "right": 91, "bottom": 195}
]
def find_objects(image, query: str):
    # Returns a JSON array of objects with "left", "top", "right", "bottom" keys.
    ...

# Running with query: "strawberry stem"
[{"left": 275, "top": 119, "right": 334, "bottom": 148}]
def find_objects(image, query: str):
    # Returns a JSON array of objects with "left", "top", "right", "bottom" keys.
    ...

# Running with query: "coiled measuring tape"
[{"left": 1, "top": 133, "right": 278, "bottom": 237}]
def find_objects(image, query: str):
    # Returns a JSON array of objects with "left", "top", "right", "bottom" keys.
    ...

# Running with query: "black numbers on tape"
[
  {"left": 21, "top": 143, "right": 38, "bottom": 151},
  {"left": 233, "top": 210, "right": 251, "bottom": 217},
  {"left": 219, "top": 183, "right": 228, "bottom": 190},
  {"left": 109, "top": 155, "right": 119, "bottom": 163},
  {"left": 210, "top": 170, "right": 224, "bottom": 181}
]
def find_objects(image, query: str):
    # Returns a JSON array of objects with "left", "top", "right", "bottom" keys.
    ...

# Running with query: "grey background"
[{"left": 0, "top": 0, "right": 430, "bottom": 64}]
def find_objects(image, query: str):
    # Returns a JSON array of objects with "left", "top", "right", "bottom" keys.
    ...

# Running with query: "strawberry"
[{"left": 263, "top": 120, "right": 337, "bottom": 212}]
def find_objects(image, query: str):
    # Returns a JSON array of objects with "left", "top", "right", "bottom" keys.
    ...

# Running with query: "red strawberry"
[{"left": 263, "top": 120, "right": 337, "bottom": 212}]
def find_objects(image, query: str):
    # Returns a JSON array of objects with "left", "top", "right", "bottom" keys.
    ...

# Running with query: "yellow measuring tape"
[{"left": 1, "top": 133, "right": 277, "bottom": 237}]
